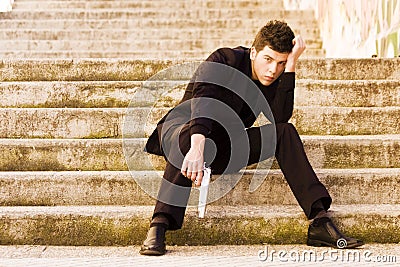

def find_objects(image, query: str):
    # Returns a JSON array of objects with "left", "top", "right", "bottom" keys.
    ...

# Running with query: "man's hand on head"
[{"left": 285, "top": 35, "right": 306, "bottom": 72}]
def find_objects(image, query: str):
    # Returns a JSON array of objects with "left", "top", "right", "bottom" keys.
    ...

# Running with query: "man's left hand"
[{"left": 285, "top": 35, "right": 306, "bottom": 72}]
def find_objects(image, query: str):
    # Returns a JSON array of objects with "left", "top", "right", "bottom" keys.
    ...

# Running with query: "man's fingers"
[
  {"left": 190, "top": 163, "right": 202, "bottom": 181},
  {"left": 187, "top": 161, "right": 195, "bottom": 179},
  {"left": 186, "top": 162, "right": 204, "bottom": 186},
  {"left": 181, "top": 153, "right": 204, "bottom": 186},
  {"left": 190, "top": 170, "right": 197, "bottom": 181},
  {"left": 293, "top": 35, "right": 305, "bottom": 48},
  {"left": 181, "top": 159, "right": 188, "bottom": 176},
  {"left": 194, "top": 171, "right": 203, "bottom": 186},
  {"left": 297, "top": 36, "right": 306, "bottom": 49}
]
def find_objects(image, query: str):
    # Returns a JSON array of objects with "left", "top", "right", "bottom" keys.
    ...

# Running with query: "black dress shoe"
[
  {"left": 307, "top": 217, "right": 364, "bottom": 249},
  {"left": 139, "top": 225, "right": 167, "bottom": 256}
]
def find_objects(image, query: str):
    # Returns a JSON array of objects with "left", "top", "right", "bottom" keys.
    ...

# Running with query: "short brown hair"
[{"left": 252, "top": 20, "right": 295, "bottom": 53}]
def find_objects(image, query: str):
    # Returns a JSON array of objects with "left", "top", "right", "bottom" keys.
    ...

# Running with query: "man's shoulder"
[
  {"left": 207, "top": 46, "right": 249, "bottom": 67},
  {"left": 213, "top": 46, "right": 249, "bottom": 58}
]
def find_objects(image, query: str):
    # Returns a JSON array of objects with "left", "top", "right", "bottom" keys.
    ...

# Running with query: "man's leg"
[
  {"left": 152, "top": 161, "right": 192, "bottom": 230},
  {"left": 243, "top": 122, "right": 331, "bottom": 217},
  {"left": 151, "top": 123, "right": 229, "bottom": 229},
  {"left": 273, "top": 123, "right": 332, "bottom": 218},
  {"left": 140, "top": 124, "right": 192, "bottom": 255},
  {"left": 141, "top": 123, "right": 229, "bottom": 255},
  {"left": 245, "top": 122, "right": 362, "bottom": 248}
]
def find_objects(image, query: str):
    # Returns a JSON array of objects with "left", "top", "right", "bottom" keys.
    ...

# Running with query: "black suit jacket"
[{"left": 145, "top": 46, "right": 295, "bottom": 156}]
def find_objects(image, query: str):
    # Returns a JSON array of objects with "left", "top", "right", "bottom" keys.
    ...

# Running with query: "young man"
[{"left": 140, "top": 20, "right": 363, "bottom": 256}]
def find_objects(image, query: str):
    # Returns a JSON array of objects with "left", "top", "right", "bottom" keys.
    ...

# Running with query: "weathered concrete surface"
[
  {"left": 0, "top": 48, "right": 326, "bottom": 60},
  {"left": 0, "top": 19, "right": 318, "bottom": 31},
  {"left": 0, "top": 136, "right": 399, "bottom": 171},
  {"left": 0, "top": 205, "right": 399, "bottom": 246},
  {"left": 0, "top": 107, "right": 399, "bottom": 138},
  {"left": 0, "top": 169, "right": 399, "bottom": 206},
  {"left": 1, "top": 59, "right": 399, "bottom": 81},
  {"left": 0, "top": 80, "right": 186, "bottom": 108},
  {"left": 291, "top": 107, "right": 400, "bottom": 135},
  {"left": 0, "top": 0, "right": 322, "bottom": 59},
  {"left": 13, "top": 0, "right": 284, "bottom": 10},
  {"left": 1, "top": 80, "right": 399, "bottom": 108},
  {"left": 0, "top": 9, "right": 315, "bottom": 20},
  {"left": 0, "top": 244, "right": 398, "bottom": 267},
  {"left": 294, "top": 80, "right": 400, "bottom": 107},
  {"left": 0, "top": 29, "right": 321, "bottom": 44},
  {"left": 0, "top": 108, "right": 125, "bottom": 138},
  {"left": 0, "top": 59, "right": 180, "bottom": 82}
]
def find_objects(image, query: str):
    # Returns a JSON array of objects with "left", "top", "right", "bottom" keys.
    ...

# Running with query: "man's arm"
[
  {"left": 285, "top": 35, "right": 306, "bottom": 72},
  {"left": 269, "top": 36, "right": 306, "bottom": 123},
  {"left": 181, "top": 48, "right": 234, "bottom": 185}
]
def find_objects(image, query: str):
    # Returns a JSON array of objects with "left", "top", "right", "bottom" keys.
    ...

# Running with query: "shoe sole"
[
  {"left": 307, "top": 239, "right": 364, "bottom": 249},
  {"left": 139, "top": 248, "right": 166, "bottom": 256}
]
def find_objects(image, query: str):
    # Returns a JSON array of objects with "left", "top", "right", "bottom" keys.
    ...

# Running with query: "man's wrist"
[
  {"left": 285, "top": 61, "right": 296, "bottom": 72},
  {"left": 191, "top": 133, "right": 205, "bottom": 148}
]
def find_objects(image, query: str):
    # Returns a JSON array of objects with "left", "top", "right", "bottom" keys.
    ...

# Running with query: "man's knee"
[
  {"left": 276, "top": 122, "right": 297, "bottom": 132},
  {"left": 275, "top": 123, "right": 302, "bottom": 143}
]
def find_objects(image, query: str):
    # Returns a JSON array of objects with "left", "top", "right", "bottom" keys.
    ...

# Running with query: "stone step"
[
  {"left": 290, "top": 106, "right": 400, "bottom": 135},
  {"left": 0, "top": 9, "right": 314, "bottom": 20},
  {"left": 0, "top": 29, "right": 322, "bottom": 41},
  {"left": 295, "top": 79, "right": 400, "bottom": 107},
  {"left": 0, "top": 107, "right": 399, "bottom": 138},
  {"left": 1, "top": 244, "right": 400, "bottom": 265},
  {"left": 0, "top": 59, "right": 175, "bottom": 82},
  {"left": 0, "top": 48, "right": 325, "bottom": 59},
  {"left": 1, "top": 59, "right": 399, "bottom": 81},
  {"left": 0, "top": 136, "right": 399, "bottom": 171},
  {"left": 0, "top": 81, "right": 155, "bottom": 108},
  {"left": 14, "top": 0, "right": 284, "bottom": 10},
  {"left": 0, "top": 19, "right": 319, "bottom": 34},
  {"left": 0, "top": 204, "right": 398, "bottom": 245},
  {"left": 2, "top": 80, "right": 398, "bottom": 108},
  {"left": 0, "top": 169, "right": 399, "bottom": 206},
  {"left": 0, "top": 108, "right": 125, "bottom": 139},
  {"left": 0, "top": 39, "right": 323, "bottom": 52}
]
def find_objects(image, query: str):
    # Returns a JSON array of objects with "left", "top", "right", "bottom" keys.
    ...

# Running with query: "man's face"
[{"left": 250, "top": 45, "right": 288, "bottom": 86}]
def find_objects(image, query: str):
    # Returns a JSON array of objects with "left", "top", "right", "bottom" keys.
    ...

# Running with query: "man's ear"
[{"left": 250, "top": 47, "right": 257, "bottom": 60}]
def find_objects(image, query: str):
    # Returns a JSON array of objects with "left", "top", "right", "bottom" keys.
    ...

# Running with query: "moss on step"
[
  {"left": 0, "top": 213, "right": 398, "bottom": 246},
  {"left": 81, "top": 133, "right": 122, "bottom": 139},
  {"left": 0, "top": 216, "right": 147, "bottom": 246},
  {"left": 0, "top": 154, "right": 65, "bottom": 171},
  {"left": 0, "top": 145, "right": 128, "bottom": 171},
  {"left": 169, "top": 217, "right": 308, "bottom": 246},
  {"left": 0, "top": 60, "right": 177, "bottom": 82},
  {"left": 22, "top": 99, "right": 130, "bottom": 108}
]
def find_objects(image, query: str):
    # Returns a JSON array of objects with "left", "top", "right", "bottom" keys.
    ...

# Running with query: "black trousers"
[{"left": 153, "top": 122, "right": 331, "bottom": 230}]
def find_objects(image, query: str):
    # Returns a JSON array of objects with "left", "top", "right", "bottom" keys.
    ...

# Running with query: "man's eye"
[{"left": 265, "top": 57, "right": 272, "bottom": 62}]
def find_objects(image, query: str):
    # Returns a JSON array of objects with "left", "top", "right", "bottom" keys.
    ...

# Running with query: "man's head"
[
  {"left": 250, "top": 20, "right": 295, "bottom": 86},
  {"left": 252, "top": 20, "right": 295, "bottom": 53}
]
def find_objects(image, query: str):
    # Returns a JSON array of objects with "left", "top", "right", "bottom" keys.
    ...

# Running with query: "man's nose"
[{"left": 268, "top": 62, "right": 278, "bottom": 75}]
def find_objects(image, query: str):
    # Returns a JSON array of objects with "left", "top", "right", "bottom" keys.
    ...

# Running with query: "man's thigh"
[{"left": 160, "top": 122, "right": 276, "bottom": 174}]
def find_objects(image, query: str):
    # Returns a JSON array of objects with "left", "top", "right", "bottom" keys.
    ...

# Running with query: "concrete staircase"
[
  {"left": 0, "top": 0, "right": 399, "bottom": 247},
  {"left": 0, "top": 0, "right": 324, "bottom": 59},
  {"left": 0, "top": 57, "right": 399, "bottom": 246}
]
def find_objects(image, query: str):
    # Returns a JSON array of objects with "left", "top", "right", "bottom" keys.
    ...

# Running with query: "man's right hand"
[{"left": 181, "top": 133, "right": 205, "bottom": 186}]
